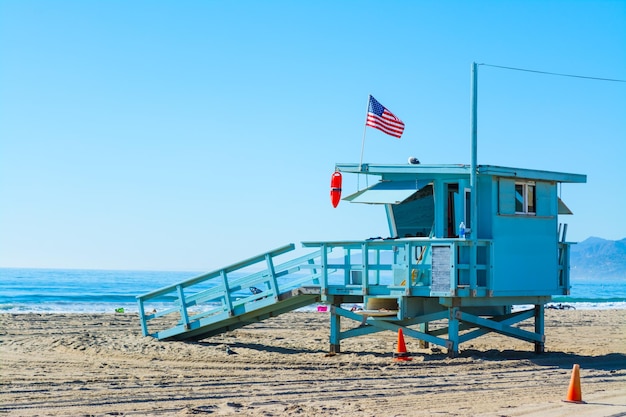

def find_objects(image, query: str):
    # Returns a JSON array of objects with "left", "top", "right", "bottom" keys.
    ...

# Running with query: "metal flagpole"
[
  {"left": 469, "top": 62, "right": 479, "bottom": 290},
  {"left": 470, "top": 62, "right": 478, "bottom": 240}
]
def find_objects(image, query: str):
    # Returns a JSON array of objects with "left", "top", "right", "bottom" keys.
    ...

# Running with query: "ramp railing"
[{"left": 137, "top": 244, "right": 325, "bottom": 338}]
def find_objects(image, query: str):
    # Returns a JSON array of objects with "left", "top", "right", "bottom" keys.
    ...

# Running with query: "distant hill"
[{"left": 570, "top": 237, "right": 626, "bottom": 280}]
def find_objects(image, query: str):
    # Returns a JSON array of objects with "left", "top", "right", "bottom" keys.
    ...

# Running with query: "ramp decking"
[{"left": 137, "top": 244, "right": 326, "bottom": 341}]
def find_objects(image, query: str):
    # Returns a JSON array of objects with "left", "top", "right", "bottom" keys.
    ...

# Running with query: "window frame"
[
  {"left": 463, "top": 187, "right": 471, "bottom": 228},
  {"left": 514, "top": 181, "right": 536, "bottom": 215}
]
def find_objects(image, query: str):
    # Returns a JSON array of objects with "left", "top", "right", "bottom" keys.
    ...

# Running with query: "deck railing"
[
  {"left": 301, "top": 238, "right": 494, "bottom": 298},
  {"left": 557, "top": 242, "right": 571, "bottom": 294}
]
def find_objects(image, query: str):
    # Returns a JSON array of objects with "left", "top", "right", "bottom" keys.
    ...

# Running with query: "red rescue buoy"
[{"left": 330, "top": 171, "right": 342, "bottom": 208}]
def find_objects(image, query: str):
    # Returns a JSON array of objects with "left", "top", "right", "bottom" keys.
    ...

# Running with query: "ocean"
[{"left": 0, "top": 268, "right": 624, "bottom": 314}]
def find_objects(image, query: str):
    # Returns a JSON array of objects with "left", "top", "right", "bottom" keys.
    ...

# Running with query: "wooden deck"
[{"left": 137, "top": 239, "right": 566, "bottom": 355}]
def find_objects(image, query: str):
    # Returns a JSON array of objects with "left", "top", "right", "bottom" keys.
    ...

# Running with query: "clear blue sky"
[{"left": 1, "top": 1, "right": 624, "bottom": 271}]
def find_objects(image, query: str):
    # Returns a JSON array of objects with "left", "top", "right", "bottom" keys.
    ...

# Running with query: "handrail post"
[
  {"left": 176, "top": 284, "right": 190, "bottom": 328},
  {"left": 320, "top": 243, "right": 328, "bottom": 294},
  {"left": 220, "top": 270, "right": 234, "bottom": 316},
  {"left": 344, "top": 247, "right": 351, "bottom": 285},
  {"left": 405, "top": 241, "right": 412, "bottom": 291},
  {"left": 265, "top": 253, "right": 280, "bottom": 301},
  {"left": 361, "top": 241, "right": 369, "bottom": 294},
  {"left": 451, "top": 242, "right": 458, "bottom": 294},
  {"left": 563, "top": 243, "right": 571, "bottom": 294},
  {"left": 488, "top": 241, "right": 494, "bottom": 293},
  {"left": 469, "top": 240, "right": 477, "bottom": 294},
  {"left": 307, "top": 257, "right": 320, "bottom": 285},
  {"left": 374, "top": 248, "right": 380, "bottom": 285}
]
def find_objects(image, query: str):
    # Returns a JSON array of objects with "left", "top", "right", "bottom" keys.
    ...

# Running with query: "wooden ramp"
[
  {"left": 136, "top": 244, "right": 324, "bottom": 341},
  {"left": 163, "top": 286, "right": 320, "bottom": 341}
]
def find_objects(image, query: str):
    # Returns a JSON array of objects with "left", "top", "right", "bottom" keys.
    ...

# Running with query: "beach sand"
[{"left": 1, "top": 309, "right": 624, "bottom": 416}]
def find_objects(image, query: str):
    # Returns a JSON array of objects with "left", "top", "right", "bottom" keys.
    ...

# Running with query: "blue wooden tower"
[
  {"left": 136, "top": 63, "right": 587, "bottom": 356},
  {"left": 136, "top": 160, "right": 585, "bottom": 356},
  {"left": 307, "top": 161, "right": 586, "bottom": 355}
]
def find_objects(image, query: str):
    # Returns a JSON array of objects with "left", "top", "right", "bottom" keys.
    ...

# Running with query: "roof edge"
[{"left": 335, "top": 163, "right": 586, "bottom": 183}]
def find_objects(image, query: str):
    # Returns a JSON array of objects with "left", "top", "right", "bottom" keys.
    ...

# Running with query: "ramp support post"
[{"left": 137, "top": 298, "right": 148, "bottom": 336}]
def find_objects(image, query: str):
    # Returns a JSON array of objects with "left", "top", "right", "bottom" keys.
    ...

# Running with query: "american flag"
[{"left": 366, "top": 95, "right": 405, "bottom": 138}]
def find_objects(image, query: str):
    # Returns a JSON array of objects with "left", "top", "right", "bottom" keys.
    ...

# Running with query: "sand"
[{"left": 1, "top": 309, "right": 625, "bottom": 416}]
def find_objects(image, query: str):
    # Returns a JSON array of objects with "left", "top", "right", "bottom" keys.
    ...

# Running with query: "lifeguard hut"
[
  {"left": 136, "top": 160, "right": 585, "bottom": 356},
  {"left": 312, "top": 162, "right": 586, "bottom": 355},
  {"left": 136, "top": 64, "right": 587, "bottom": 356}
]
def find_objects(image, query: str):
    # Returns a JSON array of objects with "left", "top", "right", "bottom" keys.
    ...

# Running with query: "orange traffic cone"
[
  {"left": 563, "top": 364, "right": 585, "bottom": 403},
  {"left": 393, "top": 329, "right": 412, "bottom": 362}
]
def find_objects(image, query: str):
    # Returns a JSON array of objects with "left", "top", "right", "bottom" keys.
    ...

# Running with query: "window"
[
  {"left": 389, "top": 185, "right": 434, "bottom": 237},
  {"left": 464, "top": 188, "right": 471, "bottom": 228},
  {"left": 515, "top": 182, "right": 536, "bottom": 215}
]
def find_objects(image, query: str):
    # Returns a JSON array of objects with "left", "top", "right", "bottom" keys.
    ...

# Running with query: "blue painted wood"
[
  {"left": 176, "top": 285, "right": 190, "bottom": 328},
  {"left": 457, "top": 310, "right": 543, "bottom": 343},
  {"left": 137, "top": 298, "right": 148, "bottom": 336},
  {"left": 138, "top": 244, "right": 296, "bottom": 300},
  {"left": 534, "top": 304, "right": 545, "bottom": 353},
  {"left": 137, "top": 162, "right": 585, "bottom": 355},
  {"left": 448, "top": 307, "right": 460, "bottom": 354},
  {"left": 137, "top": 245, "right": 324, "bottom": 340}
]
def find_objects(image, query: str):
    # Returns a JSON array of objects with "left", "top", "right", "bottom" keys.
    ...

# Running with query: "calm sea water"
[{"left": 0, "top": 268, "right": 624, "bottom": 313}]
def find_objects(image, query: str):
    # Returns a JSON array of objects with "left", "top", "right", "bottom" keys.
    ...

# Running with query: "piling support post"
[
  {"left": 534, "top": 304, "right": 545, "bottom": 353},
  {"left": 418, "top": 322, "right": 429, "bottom": 349},
  {"left": 329, "top": 305, "right": 341, "bottom": 354},
  {"left": 447, "top": 306, "right": 460, "bottom": 357}
]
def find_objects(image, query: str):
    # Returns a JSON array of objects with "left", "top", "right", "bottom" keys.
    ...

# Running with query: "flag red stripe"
[
  {"left": 366, "top": 119, "right": 403, "bottom": 137},
  {"left": 366, "top": 120, "right": 403, "bottom": 137},
  {"left": 366, "top": 113, "right": 404, "bottom": 131},
  {"left": 366, "top": 111, "right": 405, "bottom": 138}
]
